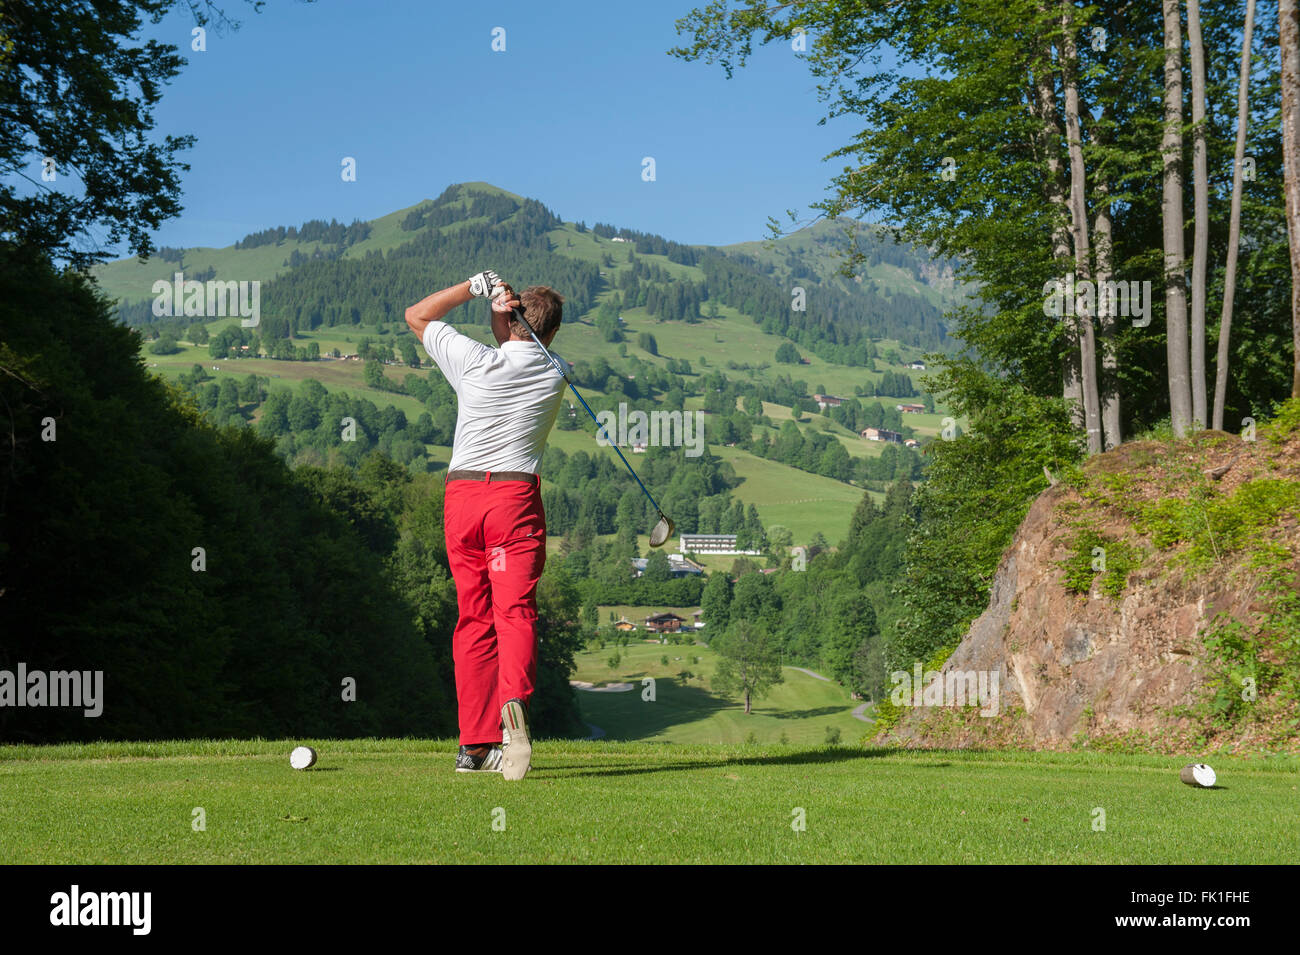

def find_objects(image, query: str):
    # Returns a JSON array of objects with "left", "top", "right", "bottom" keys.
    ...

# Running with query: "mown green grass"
[
  {"left": 712, "top": 444, "right": 873, "bottom": 541},
  {"left": 539, "top": 421, "right": 869, "bottom": 543},
  {"left": 572, "top": 643, "right": 867, "bottom": 746},
  {"left": 1, "top": 739, "right": 1293, "bottom": 863}
]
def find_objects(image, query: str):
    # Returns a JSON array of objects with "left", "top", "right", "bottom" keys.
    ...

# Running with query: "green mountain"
[
  {"left": 96, "top": 181, "right": 961, "bottom": 357},
  {"left": 101, "top": 182, "right": 965, "bottom": 544},
  {"left": 721, "top": 218, "right": 966, "bottom": 320}
]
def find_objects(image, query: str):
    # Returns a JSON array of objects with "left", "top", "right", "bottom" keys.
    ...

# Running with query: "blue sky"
[{"left": 133, "top": 0, "right": 854, "bottom": 253}]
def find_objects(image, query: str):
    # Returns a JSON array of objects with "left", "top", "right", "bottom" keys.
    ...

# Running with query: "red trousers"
[{"left": 443, "top": 476, "right": 547, "bottom": 745}]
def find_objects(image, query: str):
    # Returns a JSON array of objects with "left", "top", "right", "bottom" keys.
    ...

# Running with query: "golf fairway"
[{"left": 1, "top": 740, "right": 1295, "bottom": 864}]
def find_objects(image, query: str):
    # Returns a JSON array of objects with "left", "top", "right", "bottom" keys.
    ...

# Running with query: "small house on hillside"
[
  {"left": 613, "top": 617, "right": 637, "bottom": 633},
  {"left": 897, "top": 403, "right": 925, "bottom": 414},
  {"left": 644, "top": 612, "right": 686, "bottom": 634},
  {"left": 860, "top": 427, "right": 904, "bottom": 444},
  {"left": 812, "top": 393, "right": 843, "bottom": 409}
]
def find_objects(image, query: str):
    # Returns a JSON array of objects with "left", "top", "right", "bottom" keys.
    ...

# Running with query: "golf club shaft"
[{"left": 510, "top": 305, "right": 668, "bottom": 517}]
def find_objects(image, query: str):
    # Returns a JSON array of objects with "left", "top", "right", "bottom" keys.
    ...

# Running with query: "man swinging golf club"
[{"left": 406, "top": 270, "right": 567, "bottom": 780}]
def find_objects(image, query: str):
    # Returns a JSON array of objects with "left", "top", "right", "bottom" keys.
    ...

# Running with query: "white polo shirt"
[{"left": 422, "top": 321, "right": 569, "bottom": 474}]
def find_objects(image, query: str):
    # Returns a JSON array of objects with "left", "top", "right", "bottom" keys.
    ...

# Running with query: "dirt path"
[
  {"left": 784, "top": 667, "right": 873, "bottom": 721},
  {"left": 786, "top": 666, "right": 831, "bottom": 682}
]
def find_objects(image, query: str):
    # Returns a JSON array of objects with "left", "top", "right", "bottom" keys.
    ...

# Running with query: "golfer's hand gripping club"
[{"left": 491, "top": 283, "right": 521, "bottom": 316}]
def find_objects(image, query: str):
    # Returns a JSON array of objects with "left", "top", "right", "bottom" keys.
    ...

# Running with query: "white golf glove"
[{"left": 467, "top": 269, "right": 503, "bottom": 298}]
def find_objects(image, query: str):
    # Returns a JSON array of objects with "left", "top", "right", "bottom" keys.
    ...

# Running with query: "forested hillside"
[{"left": 0, "top": 245, "right": 587, "bottom": 742}]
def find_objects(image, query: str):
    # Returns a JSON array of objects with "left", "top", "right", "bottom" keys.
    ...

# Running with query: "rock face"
[
  {"left": 892, "top": 489, "right": 1211, "bottom": 747},
  {"left": 888, "top": 433, "right": 1300, "bottom": 751}
]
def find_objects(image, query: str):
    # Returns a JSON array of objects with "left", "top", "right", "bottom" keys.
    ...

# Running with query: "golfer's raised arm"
[
  {"left": 489, "top": 282, "right": 522, "bottom": 345},
  {"left": 404, "top": 269, "right": 502, "bottom": 339}
]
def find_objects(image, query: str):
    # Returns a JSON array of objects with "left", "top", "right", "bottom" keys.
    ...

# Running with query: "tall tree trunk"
[
  {"left": 1214, "top": 0, "right": 1256, "bottom": 430},
  {"left": 1187, "top": 0, "right": 1209, "bottom": 429},
  {"left": 1094, "top": 179, "right": 1121, "bottom": 449},
  {"left": 1163, "top": 0, "right": 1193, "bottom": 435},
  {"left": 1282, "top": 0, "right": 1300, "bottom": 398},
  {"left": 1060, "top": 9, "right": 1103, "bottom": 454},
  {"left": 1031, "top": 10, "right": 1080, "bottom": 427}
]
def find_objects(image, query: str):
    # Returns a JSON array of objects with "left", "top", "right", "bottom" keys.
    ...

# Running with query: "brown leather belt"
[{"left": 445, "top": 470, "right": 539, "bottom": 485}]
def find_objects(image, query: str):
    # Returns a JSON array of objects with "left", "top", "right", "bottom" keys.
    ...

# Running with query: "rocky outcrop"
[{"left": 888, "top": 433, "right": 1300, "bottom": 752}]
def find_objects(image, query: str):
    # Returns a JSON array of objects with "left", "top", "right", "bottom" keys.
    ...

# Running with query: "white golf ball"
[
  {"left": 289, "top": 746, "right": 317, "bottom": 770},
  {"left": 1180, "top": 763, "right": 1216, "bottom": 787}
]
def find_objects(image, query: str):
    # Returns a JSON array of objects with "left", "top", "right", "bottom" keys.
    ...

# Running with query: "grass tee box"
[{"left": 0, "top": 741, "right": 1295, "bottom": 864}]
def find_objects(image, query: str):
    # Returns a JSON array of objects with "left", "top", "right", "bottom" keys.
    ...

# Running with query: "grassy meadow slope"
[{"left": 570, "top": 641, "right": 867, "bottom": 744}]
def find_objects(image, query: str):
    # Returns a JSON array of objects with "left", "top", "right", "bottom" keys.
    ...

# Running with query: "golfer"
[{"left": 405, "top": 270, "right": 567, "bottom": 780}]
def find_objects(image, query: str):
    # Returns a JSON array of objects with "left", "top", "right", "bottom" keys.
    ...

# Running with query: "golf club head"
[{"left": 649, "top": 513, "right": 675, "bottom": 548}]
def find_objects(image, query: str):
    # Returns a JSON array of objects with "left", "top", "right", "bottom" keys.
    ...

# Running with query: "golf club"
[{"left": 509, "top": 303, "right": 675, "bottom": 547}]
